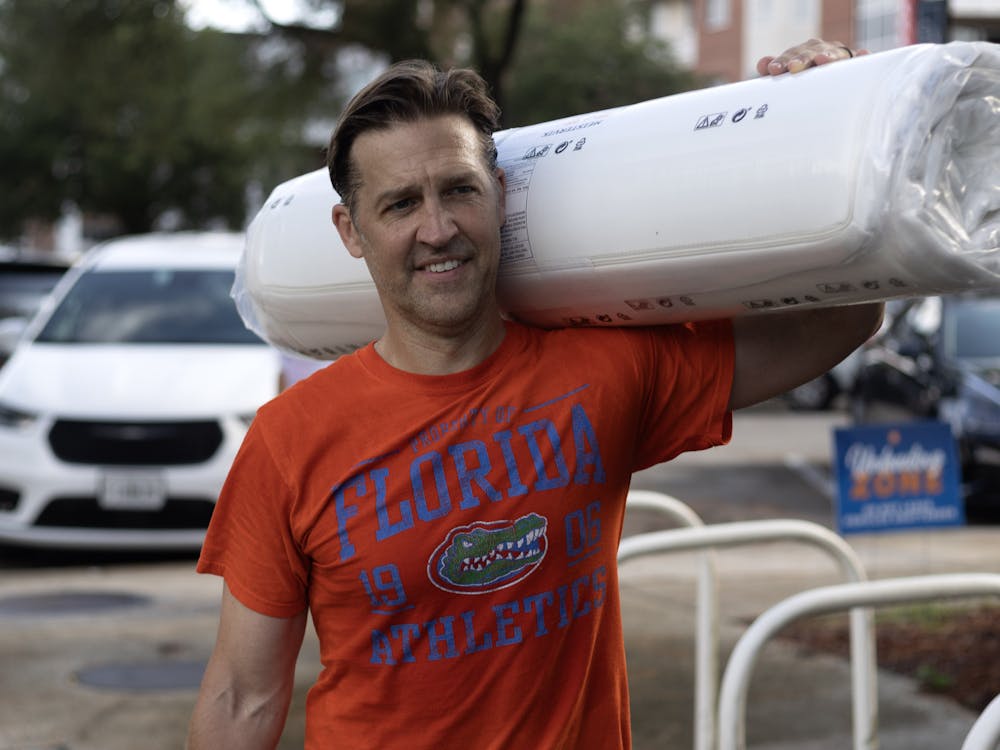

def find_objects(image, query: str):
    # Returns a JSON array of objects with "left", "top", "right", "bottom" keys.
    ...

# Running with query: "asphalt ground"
[{"left": 1, "top": 407, "right": 998, "bottom": 750}]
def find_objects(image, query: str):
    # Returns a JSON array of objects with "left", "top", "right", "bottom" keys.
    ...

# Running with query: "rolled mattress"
[{"left": 235, "top": 41, "right": 1000, "bottom": 359}]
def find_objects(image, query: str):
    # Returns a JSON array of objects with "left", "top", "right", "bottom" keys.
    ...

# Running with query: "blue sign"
[{"left": 833, "top": 420, "right": 965, "bottom": 535}]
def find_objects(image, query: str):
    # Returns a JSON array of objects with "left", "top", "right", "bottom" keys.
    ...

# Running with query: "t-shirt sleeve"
[
  {"left": 197, "top": 420, "right": 310, "bottom": 618},
  {"left": 632, "top": 319, "right": 734, "bottom": 470}
]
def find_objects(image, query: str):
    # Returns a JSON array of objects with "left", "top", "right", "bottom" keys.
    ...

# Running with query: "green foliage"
[
  {"left": 338, "top": 0, "right": 435, "bottom": 61},
  {"left": 877, "top": 602, "right": 961, "bottom": 630},
  {"left": 915, "top": 663, "right": 956, "bottom": 692},
  {"left": 0, "top": 0, "right": 699, "bottom": 240},
  {"left": 0, "top": 0, "right": 331, "bottom": 239},
  {"left": 502, "top": 0, "right": 699, "bottom": 126},
  {"left": 259, "top": 0, "right": 693, "bottom": 127}
]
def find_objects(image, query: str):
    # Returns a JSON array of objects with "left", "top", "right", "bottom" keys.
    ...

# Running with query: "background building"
[{"left": 647, "top": 0, "right": 1000, "bottom": 83}]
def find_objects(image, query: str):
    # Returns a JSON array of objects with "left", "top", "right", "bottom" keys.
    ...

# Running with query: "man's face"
[{"left": 333, "top": 115, "right": 506, "bottom": 339}]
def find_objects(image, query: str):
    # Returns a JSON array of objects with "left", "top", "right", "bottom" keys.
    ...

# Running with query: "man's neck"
[{"left": 374, "top": 315, "right": 508, "bottom": 375}]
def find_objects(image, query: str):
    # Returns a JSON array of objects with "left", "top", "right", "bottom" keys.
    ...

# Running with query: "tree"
[
  {"left": 0, "top": 0, "right": 697, "bottom": 241},
  {"left": 246, "top": 0, "right": 528, "bottom": 113},
  {"left": 502, "top": 1, "right": 700, "bottom": 126},
  {"left": 0, "top": 0, "right": 330, "bottom": 239},
  {"left": 243, "top": 0, "right": 695, "bottom": 126}
]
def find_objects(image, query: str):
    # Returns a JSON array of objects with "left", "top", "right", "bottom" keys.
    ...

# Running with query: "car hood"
[{"left": 0, "top": 344, "right": 280, "bottom": 417}]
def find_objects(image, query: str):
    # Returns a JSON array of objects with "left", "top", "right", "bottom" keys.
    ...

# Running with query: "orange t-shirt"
[{"left": 198, "top": 320, "right": 734, "bottom": 749}]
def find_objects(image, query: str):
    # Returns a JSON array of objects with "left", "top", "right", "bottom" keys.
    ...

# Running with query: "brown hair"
[{"left": 326, "top": 60, "right": 501, "bottom": 210}]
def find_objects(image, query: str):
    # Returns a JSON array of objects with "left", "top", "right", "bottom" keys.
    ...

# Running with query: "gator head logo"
[{"left": 428, "top": 513, "right": 548, "bottom": 594}]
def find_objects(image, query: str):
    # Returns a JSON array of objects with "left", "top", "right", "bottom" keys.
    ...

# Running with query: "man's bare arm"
[
  {"left": 725, "top": 38, "right": 884, "bottom": 409},
  {"left": 187, "top": 584, "right": 308, "bottom": 750},
  {"left": 729, "top": 302, "right": 884, "bottom": 410}
]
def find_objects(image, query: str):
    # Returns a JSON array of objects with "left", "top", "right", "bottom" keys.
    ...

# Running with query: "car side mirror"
[{"left": 897, "top": 334, "right": 931, "bottom": 359}]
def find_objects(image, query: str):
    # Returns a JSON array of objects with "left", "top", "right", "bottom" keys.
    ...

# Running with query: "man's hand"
[{"left": 757, "top": 38, "right": 869, "bottom": 76}]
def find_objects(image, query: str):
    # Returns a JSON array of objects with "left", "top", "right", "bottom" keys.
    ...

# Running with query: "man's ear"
[
  {"left": 495, "top": 167, "right": 506, "bottom": 226},
  {"left": 332, "top": 204, "right": 365, "bottom": 259}
]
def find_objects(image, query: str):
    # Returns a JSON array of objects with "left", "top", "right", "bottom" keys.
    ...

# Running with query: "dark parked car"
[
  {"left": 0, "top": 252, "right": 72, "bottom": 366},
  {"left": 850, "top": 294, "right": 1000, "bottom": 473},
  {"left": 781, "top": 300, "right": 902, "bottom": 411},
  {"left": 0, "top": 252, "right": 72, "bottom": 322},
  {"left": 781, "top": 351, "right": 861, "bottom": 411}
]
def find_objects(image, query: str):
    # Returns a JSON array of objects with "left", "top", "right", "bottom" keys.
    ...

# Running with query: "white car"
[{"left": 0, "top": 232, "right": 280, "bottom": 549}]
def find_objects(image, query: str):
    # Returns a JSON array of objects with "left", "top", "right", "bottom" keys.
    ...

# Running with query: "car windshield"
[
  {"left": 35, "top": 268, "right": 261, "bottom": 345},
  {"left": 945, "top": 298, "right": 1000, "bottom": 361}
]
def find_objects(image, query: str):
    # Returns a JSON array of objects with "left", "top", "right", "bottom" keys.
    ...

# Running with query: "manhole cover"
[
  {"left": 0, "top": 590, "right": 150, "bottom": 616},
  {"left": 76, "top": 659, "right": 206, "bottom": 690}
]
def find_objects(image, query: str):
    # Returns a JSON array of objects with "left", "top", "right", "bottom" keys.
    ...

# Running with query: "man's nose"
[{"left": 415, "top": 199, "right": 459, "bottom": 247}]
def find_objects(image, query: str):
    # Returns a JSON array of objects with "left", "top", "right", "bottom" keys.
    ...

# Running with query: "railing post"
[{"left": 625, "top": 491, "right": 718, "bottom": 750}]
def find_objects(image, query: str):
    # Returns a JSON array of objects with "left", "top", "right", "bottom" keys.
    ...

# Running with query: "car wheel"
[
  {"left": 957, "top": 438, "right": 978, "bottom": 478},
  {"left": 784, "top": 375, "right": 837, "bottom": 411}
]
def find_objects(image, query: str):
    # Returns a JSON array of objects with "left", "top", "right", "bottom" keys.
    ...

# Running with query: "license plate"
[{"left": 99, "top": 471, "right": 167, "bottom": 511}]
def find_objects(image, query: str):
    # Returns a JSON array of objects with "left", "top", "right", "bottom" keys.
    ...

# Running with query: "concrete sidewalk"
[{"left": 0, "top": 525, "right": 997, "bottom": 750}]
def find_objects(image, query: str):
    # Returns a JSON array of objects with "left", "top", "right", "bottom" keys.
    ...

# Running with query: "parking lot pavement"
[{"left": 0, "top": 561, "right": 212, "bottom": 750}]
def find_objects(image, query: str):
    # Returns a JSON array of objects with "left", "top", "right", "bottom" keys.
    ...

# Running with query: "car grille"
[
  {"left": 48, "top": 419, "right": 223, "bottom": 465},
  {"left": 36, "top": 497, "right": 216, "bottom": 529}
]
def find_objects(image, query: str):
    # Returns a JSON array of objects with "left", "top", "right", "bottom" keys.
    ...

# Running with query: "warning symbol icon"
[{"left": 695, "top": 112, "right": 727, "bottom": 130}]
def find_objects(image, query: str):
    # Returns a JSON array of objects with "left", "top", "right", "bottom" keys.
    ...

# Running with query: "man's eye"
[
  {"left": 449, "top": 185, "right": 476, "bottom": 196},
  {"left": 387, "top": 198, "right": 415, "bottom": 212}
]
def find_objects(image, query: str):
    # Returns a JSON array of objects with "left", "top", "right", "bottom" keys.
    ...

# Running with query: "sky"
[
  {"left": 181, "top": 0, "right": 387, "bottom": 108},
  {"left": 180, "top": 0, "right": 339, "bottom": 32}
]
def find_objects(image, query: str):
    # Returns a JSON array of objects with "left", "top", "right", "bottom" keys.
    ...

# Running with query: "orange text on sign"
[{"left": 850, "top": 471, "right": 943, "bottom": 501}]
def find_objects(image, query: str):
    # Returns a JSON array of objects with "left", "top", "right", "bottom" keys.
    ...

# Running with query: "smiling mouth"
[{"left": 424, "top": 259, "right": 463, "bottom": 273}]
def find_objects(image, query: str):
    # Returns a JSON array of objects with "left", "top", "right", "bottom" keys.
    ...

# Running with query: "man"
[{"left": 187, "top": 39, "right": 881, "bottom": 749}]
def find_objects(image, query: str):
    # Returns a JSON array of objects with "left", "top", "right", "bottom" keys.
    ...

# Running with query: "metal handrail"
[
  {"left": 618, "top": 519, "right": 878, "bottom": 750},
  {"left": 962, "top": 692, "right": 1000, "bottom": 750},
  {"left": 625, "top": 490, "right": 718, "bottom": 750},
  {"left": 716, "top": 573, "right": 1000, "bottom": 750}
]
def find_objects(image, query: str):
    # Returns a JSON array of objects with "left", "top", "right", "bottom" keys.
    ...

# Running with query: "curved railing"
[
  {"left": 618, "top": 518, "right": 878, "bottom": 750},
  {"left": 716, "top": 573, "right": 1000, "bottom": 750},
  {"left": 962, "top": 691, "right": 1000, "bottom": 750}
]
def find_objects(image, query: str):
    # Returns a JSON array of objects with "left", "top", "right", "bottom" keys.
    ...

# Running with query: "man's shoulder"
[
  {"left": 263, "top": 350, "right": 369, "bottom": 414},
  {"left": 511, "top": 319, "right": 726, "bottom": 348},
  {"left": 509, "top": 320, "right": 632, "bottom": 344}
]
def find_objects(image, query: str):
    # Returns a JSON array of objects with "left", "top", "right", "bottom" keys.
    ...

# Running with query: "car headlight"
[{"left": 0, "top": 401, "right": 38, "bottom": 430}]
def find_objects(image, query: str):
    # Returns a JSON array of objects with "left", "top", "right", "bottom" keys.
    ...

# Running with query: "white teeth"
[{"left": 425, "top": 259, "right": 461, "bottom": 273}]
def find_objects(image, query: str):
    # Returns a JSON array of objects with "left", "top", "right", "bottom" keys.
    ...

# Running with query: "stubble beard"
[
  {"left": 365, "top": 245, "right": 501, "bottom": 340},
  {"left": 401, "top": 261, "right": 499, "bottom": 337}
]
